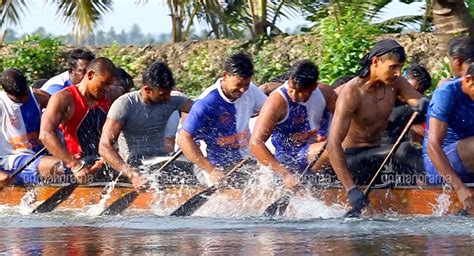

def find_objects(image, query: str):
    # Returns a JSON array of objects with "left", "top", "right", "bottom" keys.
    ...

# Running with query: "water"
[
  {"left": 0, "top": 212, "right": 474, "bottom": 255},
  {"left": 1, "top": 167, "right": 474, "bottom": 254}
]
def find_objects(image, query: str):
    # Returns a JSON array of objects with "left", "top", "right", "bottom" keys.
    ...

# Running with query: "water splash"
[{"left": 431, "top": 185, "right": 452, "bottom": 216}]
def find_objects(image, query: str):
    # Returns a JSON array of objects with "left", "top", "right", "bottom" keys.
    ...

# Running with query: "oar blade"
[
  {"left": 263, "top": 194, "right": 291, "bottom": 217},
  {"left": 343, "top": 208, "right": 361, "bottom": 218},
  {"left": 100, "top": 191, "right": 139, "bottom": 216},
  {"left": 171, "top": 186, "right": 218, "bottom": 217},
  {"left": 32, "top": 183, "right": 78, "bottom": 213}
]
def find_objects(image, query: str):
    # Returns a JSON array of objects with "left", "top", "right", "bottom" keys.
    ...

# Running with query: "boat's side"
[{"left": 0, "top": 184, "right": 471, "bottom": 216}]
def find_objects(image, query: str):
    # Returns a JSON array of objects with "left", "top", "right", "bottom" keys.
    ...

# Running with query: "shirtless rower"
[
  {"left": 327, "top": 39, "right": 427, "bottom": 213},
  {"left": 39, "top": 57, "right": 123, "bottom": 185},
  {"left": 178, "top": 52, "right": 267, "bottom": 186},
  {"left": 250, "top": 60, "right": 337, "bottom": 188},
  {"left": 424, "top": 63, "right": 474, "bottom": 210}
]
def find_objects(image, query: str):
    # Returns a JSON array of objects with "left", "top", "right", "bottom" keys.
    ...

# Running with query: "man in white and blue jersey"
[
  {"left": 0, "top": 69, "right": 63, "bottom": 187},
  {"left": 179, "top": 53, "right": 267, "bottom": 186},
  {"left": 41, "top": 48, "right": 95, "bottom": 95},
  {"left": 250, "top": 60, "right": 337, "bottom": 188}
]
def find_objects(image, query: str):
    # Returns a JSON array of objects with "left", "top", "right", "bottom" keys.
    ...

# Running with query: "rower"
[
  {"left": 99, "top": 61, "right": 193, "bottom": 188},
  {"left": 178, "top": 52, "right": 267, "bottom": 186},
  {"left": 0, "top": 69, "right": 62, "bottom": 186},
  {"left": 326, "top": 39, "right": 428, "bottom": 213},
  {"left": 41, "top": 48, "right": 95, "bottom": 95},
  {"left": 424, "top": 62, "right": 474, "bottom": 210},
  {"left": 39, "top": 58, "right": 121, "bottom": 185},
  {"left": 438, "top": 36, "right": 474, "bottom": 86},
  {"left": 250, "top": 60, "right": 337, "bottom": 188}
]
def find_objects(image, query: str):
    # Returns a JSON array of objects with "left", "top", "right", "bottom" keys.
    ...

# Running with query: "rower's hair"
[
  {"left": 288, "top": 60, "right": 319, "bottom": 89},
  {"left": 331, "top": 76, "right": 355, "bottom": 88},
  {"left": 0, "top": 68, "right": 28, "bottom": 97},
  {"left": 142, "top": 60, "right": 175, "bottom": 89},
  {"left": 31, "top": 79, "right": 48, "bottom": 89},
  {"left": 405, "top": 64, "right": 432, "bottom": 94},
  {"left": 224, "top": 52, "right": 254, "bottom": 79},
  {"left": 67, "top": 48, "right": 95, "bottom": 71},
  {"left": 86, "top": 57, "right": 117, "bottom": 76},
  {"left": 448, "top": 36, "right": 474, "bottom": 64},
  {"left": 466, "top": 63, "right": 474, "bottom": 77},
  {"left": 114, "top": 67, "right": 134, "bottom": 93}
]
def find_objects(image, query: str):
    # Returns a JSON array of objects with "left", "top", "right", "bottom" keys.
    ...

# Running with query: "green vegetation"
[
  {"left": 316, "top": 7, "right": 381, "bottom": 83},
  {"left": 1, "top": 35, "right": 64, "bottom": 84}
]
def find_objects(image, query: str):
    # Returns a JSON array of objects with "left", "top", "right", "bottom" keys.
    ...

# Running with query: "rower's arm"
[
  {"left": 327, "top": 86, "right": 359, "bottom": 191},
  {"left": 33, "top": 89, "right": 51, "bottom": 109},
  {"left": 427, "top": 118, "right": 466, "bottom": 191},
  {"left": 249, "top": 93, "right": 290, "bottom": 177},
  {"left": 178, "top": 129, "right": 215, "bottom": 172},
  {"left": 39, "top": 91, "right": 80, "bottom": 168},
  {"left": 179, "top": 99, "right": 194, "bottom": 113},
  {"left": 318, "top": 83, "right": 338, "bottom": 113},
  {"left": 99, "top": 118, "right": 134, "bottom": 177},
  {"left": 398, "top": 77, "right": 422, "bottom": 107}
]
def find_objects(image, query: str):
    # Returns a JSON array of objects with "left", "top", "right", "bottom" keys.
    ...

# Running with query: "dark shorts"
[
  {"left": 344, "top": 145, "right": 392, "bottom": 185},
  {"left": 423, "top": 141, "right": 474, "bottom": 184}
]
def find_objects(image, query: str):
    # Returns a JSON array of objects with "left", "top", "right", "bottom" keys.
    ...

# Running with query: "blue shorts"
[
  {"left": 3, "top": 154, "right": 44, "bottom": 185},
  {"left": 275, "top": 145, "right": 309, "bottom": 173},
  {"left": 423, "top": 141, "right": 474, "bottom": 184}
]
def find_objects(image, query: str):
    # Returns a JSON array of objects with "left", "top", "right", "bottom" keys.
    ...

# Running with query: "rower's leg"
[
  {"left": 456, "top": 136, "right": 474, "bottom": 173},
  {"left": 307, "top": 141, "right": 327, "bottom": 168}
]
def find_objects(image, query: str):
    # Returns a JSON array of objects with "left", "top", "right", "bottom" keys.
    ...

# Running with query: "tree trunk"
[
  {"left": 432, "top": 0, "right": 474, "bottom": 54},
  {"left": 248, "top": 0, "right": 267, "bottom": 37}
]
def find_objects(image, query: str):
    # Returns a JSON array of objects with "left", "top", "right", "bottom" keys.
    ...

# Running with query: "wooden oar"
[
  {"left": 344, "top": 111, "right": 419, "bottom": 218},
  {"left": 263, "top": 142, "right": 328, "bottom": 217},
  {"left": 171, "top": 156, "right": 251, "bottom": 217},
  {"left": 100, "top": 150, "right": 183, "bottom": 216},
  {"left": 32, "top": 156, "right": 100, "bottom": 214},
  {"left": 0, "top": 147, "right": 46, "bottom": 190}
]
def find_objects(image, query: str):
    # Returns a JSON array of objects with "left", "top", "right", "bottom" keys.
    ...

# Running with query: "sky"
[{"left": 9, "top": 0, "right": 425, "bottom": 36}]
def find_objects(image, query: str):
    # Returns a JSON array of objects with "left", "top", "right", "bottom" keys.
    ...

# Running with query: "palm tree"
[
  {"left": 1, "top": 0, "right": 113, "bottom": 43},
  {"left": 431, "top": 0, "right": 474, "bottom": 53}
]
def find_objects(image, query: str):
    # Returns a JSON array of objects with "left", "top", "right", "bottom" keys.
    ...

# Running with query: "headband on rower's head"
[{"left": 358, "top": 39, "right": 406, "bottom": 78}]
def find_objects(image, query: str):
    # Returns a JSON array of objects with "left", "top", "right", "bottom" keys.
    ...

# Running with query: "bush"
[
  {"left": 100, "top": 42, "right": 145, "bottom": 79},
  {"left": 176, "top": 47, "right": 218, "bottom": 97},
  {"left": 316, "top": 7, "right": 381, "bottom": 84},
  {"left": 1, "top": 35, "right": 64, "bottom": 84}
]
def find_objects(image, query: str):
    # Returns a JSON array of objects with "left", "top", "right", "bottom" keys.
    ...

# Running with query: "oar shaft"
[
  {"left": 363, "top": 111, "right": 419, "bottom": 195},
  {"left": 9, "top": 147, "right": 47, "bottom": 178}
]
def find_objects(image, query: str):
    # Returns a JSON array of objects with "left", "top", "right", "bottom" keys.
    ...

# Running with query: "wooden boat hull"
[{"left": 1, "top": 183, "right": 472, "bottom": 216}]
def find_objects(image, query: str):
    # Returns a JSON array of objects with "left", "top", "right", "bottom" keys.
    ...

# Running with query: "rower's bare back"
[{"left": 343, "top": 79, "right": 397, "bottom": 148}]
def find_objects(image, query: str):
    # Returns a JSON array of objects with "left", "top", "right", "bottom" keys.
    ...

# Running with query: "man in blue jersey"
[
  {"left": 41, "top": 48, "right": 95, "bottom": 95},
  {"left": 438, "top": 36, "right": 474, "bottom": 86},
  {"left": 178, "top": 52, "right": 267, "bottom": 186},
  {"left": 424, "top": 63, "right": 474, "bottom": 210},
  {"left": 250, "top": 60, "right": 337, "bottom": 188}
]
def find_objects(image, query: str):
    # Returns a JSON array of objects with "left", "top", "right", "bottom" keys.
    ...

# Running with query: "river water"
[{"left": 1, "top": 207, "right": 474, "bottom": 254}]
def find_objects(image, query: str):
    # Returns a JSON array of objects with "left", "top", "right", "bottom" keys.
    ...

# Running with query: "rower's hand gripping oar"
[
  {"left": 344, "top": 111, "right": 419, "bottom": 218},
  {"left": 171, "top": 156, "right": 251, "bottom": 217},
  {"left": 32, "top": 156, "right": 102, "bottom": 214},
  {"left": 263, "top": 142, "right": 328, "bottom": 217},
  {"left": 100, "top": 150, "right": 183, "bottom": 216},
  {"left": 0, "top": 147, "right": 47, "bottom": 190}
]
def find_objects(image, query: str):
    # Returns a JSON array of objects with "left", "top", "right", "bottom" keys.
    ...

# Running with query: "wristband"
[{"left": 71, "top": 161, "right": 85, "bottom": 173}]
